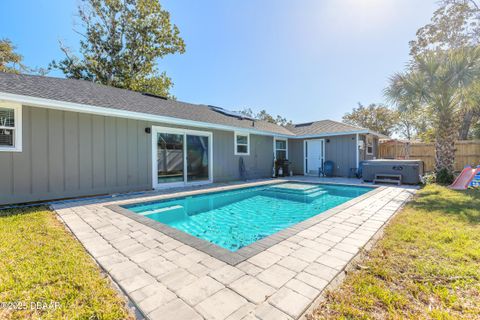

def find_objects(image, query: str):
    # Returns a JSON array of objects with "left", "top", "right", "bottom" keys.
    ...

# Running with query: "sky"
[{"left": 1, "top": 0, "right": 438, "bottom": 123}]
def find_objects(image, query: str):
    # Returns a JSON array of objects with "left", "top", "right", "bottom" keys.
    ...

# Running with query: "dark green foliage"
[
  {"left": 436, "top": 167, "right": 455, "bottom": 185},
  {"left": 342, "top": 103, "right": 399, "bottom": 136},
  {"left": 51, "top": 0, "right": 185, "bottom": 97},
  {"left": 409, "top": 0, "right": 480, "bottom": 140}
]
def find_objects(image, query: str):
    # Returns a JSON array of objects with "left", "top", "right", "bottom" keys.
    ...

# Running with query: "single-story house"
[{"left": 0, "top": 72, "right": 383, "bottom": 205}]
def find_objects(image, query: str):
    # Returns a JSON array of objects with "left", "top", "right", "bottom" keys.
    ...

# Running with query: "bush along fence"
[{"left": 379, "top": 140, "right": 480, "bottom": 172}]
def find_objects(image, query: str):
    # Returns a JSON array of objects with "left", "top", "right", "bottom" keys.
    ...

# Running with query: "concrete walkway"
[{"left": 52, "top": 179, "right": 415, "bottom": 320}]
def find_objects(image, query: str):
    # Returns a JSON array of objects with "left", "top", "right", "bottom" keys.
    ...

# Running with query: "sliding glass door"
[{"left": 153, "top": 127, "right": 212, "bottom": 188}]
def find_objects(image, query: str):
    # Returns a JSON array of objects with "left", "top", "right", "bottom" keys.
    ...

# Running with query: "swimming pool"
[{"left": 123, "top": 182, "right": 371, "bottom": 252}]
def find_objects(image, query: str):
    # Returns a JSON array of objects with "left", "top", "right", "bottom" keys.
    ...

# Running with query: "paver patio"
[{"left": 52, "top": 178, "right": 415, "bottom": 320}]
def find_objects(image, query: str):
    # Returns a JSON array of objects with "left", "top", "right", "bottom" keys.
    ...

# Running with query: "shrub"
[
  {"left": 422, "top": 172, "right": 436, "bottom": 185},
  {"left": 435, "top": 168, "right": 455, "bottom": 185}
]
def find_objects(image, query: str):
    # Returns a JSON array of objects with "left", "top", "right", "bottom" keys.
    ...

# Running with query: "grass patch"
[
  {"left": 310, "top": 185, "right": 480, "bottom": 319},
  {"left": 0, "top": 206, "right": 133, "bottom": 320}
]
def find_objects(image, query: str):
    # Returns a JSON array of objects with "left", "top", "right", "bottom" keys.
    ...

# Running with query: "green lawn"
[
  {"left": 0, "top": 207, "right": 133, "bottom": 320},
  {"left": 311, "top": 185, "right": 480, "bottom": 320}
]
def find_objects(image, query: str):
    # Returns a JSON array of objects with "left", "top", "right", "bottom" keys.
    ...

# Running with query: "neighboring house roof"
[
  {"left": 0, "top": 72, "right": 385, "bottom": 138},
  {"left": 286, "top": 120, "right": 387, "bottom": 138}
]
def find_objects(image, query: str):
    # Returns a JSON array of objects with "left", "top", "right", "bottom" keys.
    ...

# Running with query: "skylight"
[
  {"left": 294, "top": 122, "right": 314, "bottom": 127},
  {"left": 208, "top": 105, "right": 255, "bottom": 121}
]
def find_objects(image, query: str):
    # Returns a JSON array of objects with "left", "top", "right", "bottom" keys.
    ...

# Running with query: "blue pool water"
[{"left": 124, "top": 183, "right": 371, "bottom": 251}]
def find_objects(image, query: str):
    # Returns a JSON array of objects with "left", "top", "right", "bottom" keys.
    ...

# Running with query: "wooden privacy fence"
[{"left": 379, "top": 140, "right": 480, "bottom": 172}]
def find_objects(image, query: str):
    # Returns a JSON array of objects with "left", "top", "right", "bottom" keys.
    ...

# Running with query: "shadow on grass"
[
  {"left": 0, "top": 205, "right": 46, "bottom": 218},
  {"left": 410, "top": 186, "right": 480, "bottom": 224}
]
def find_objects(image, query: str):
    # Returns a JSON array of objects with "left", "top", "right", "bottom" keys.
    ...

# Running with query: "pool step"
[
  {"left": 269, "top": 185, "right": 323, "bottom": 196},
  {"left": 305, "top": 190, "right": 328, "bottom": 199},
  {"left": 140, "top": 204, "right": 184, "bottom": 216},
  {"left": 263, "top": 187, "right": 327, "bottom": 202},
  {"left": 269, "top": 183, "right": 318, "bottom": 194},
  {"left": 275, "top": 188, "right": 324, "bottom": 196}
]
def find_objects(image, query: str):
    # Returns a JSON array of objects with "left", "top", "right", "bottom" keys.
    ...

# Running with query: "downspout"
[{"left": 356, "top": 133, "right": 359, "bottom": 168}]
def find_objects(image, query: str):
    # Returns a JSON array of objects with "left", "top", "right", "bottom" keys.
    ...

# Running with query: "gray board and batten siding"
[
  {"left": 325, "top": 135, "right": 359, "bottom": 177},
  {"left": 288, "top": 135, "right": 378, "bottom": 177},
  {"left": 0, "top": 105, "right": 275, "bottom": 205}
]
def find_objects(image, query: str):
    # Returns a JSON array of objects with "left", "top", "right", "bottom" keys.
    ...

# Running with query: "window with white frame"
[
  {"left": 0, "top": 103, "right": 22, "bottom": 152},
  {"left": 366, "top": 135, "right": 373, "bottom": 155},
  {"left": 274, "top": 138, "right": 287, "bottom": 160},
  {"left": 234, "top": 132, "right": 249, "bottom": 155}
]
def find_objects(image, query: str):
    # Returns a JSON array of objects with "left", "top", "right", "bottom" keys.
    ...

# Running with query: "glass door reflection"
[
  {"left": 157, "top": 133, "right": 184, "bottom": 184},
  {"left": 186, "top": 135, "right": 209, "bottom": 182}
]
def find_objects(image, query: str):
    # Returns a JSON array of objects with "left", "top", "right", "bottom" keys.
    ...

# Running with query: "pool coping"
[{"left": 106, "top": 181, "right": 383, "bottom": 265}]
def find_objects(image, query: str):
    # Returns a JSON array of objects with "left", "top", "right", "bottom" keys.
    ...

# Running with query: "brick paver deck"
[{"left": 52, "top": 179, "right": 415, "bottom": 320}]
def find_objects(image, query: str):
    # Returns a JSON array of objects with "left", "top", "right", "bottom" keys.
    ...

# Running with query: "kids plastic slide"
[{"left": 449, "top": 166, "right": 480, "bottom": 190}]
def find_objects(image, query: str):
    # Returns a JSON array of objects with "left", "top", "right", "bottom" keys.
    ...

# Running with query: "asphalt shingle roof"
[
  {"left": 0, "top": 72, "right": 292, "bottom": 135},
  {"left": 0, "top": 72, "right": 379, "bottom": 138},
  {"left": 286, "top": 120, "right": 368, "bottom": 136}
]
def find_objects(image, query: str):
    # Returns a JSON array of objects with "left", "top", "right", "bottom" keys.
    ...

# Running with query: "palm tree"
[{"left": 385, "top": 48, "right": 480, "bottom": 178}]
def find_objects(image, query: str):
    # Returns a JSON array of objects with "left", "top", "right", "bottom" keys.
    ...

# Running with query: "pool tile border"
[{"left": 106, "top": 181, "right": 383, "bottom": 265}]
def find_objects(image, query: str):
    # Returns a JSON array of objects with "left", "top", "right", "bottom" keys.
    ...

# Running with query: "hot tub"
[{"left": 361, "top": 159, "right": 424, "bottom": 184}]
